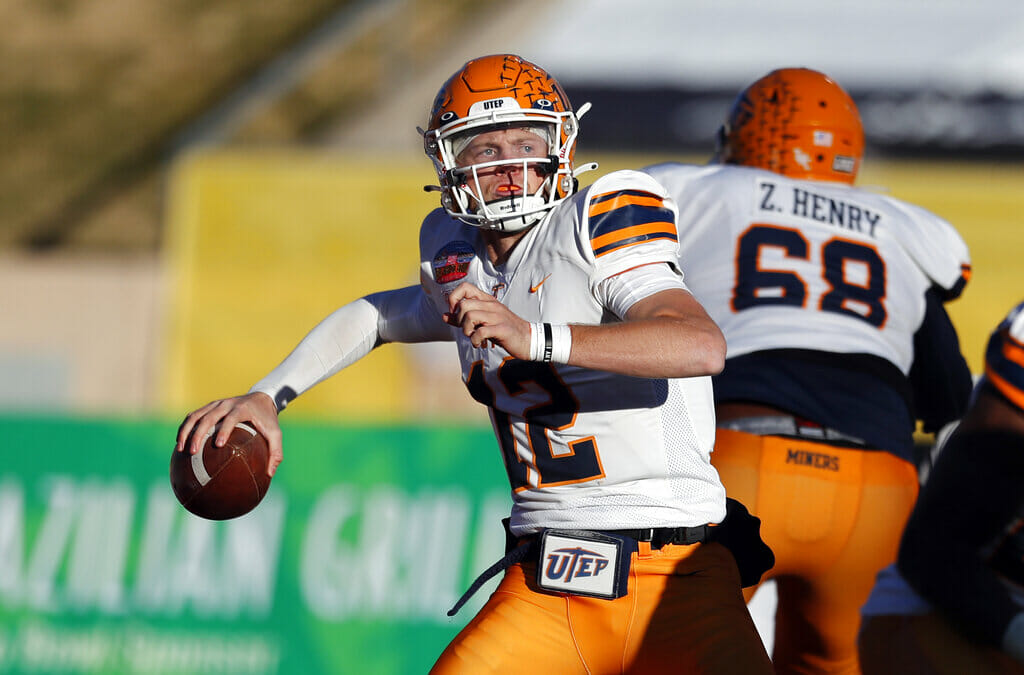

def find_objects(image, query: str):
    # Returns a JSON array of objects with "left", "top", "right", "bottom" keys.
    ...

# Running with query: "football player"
[
  {"left": 859, "top": 302, "right": 1024, "bottom": 674},
  {"left": 644, "top": 68, "right": 973, "bottom": 673},
  {"left": 176, "top": 54, "right": 773, "bottom": 673}
]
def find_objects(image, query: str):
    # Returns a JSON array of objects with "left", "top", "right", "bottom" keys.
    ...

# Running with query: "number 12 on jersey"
[{"left": 465, "top": 359, "right": 605, "bottom": 491}]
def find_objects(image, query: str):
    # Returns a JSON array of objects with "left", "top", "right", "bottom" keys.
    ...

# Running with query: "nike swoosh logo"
[{"left": 529, "top": 274, "right": 552, "bottom": 293}]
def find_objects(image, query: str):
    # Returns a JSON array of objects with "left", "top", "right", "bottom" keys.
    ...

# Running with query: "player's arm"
[
  {"left": 248, "top": 283, "right": 450, "bottom": 409},
  {"left": 176, "top": 285, "right": 449, "bottom": 473},
  {"left": 565, "top": 281, "right": 724, "bottom": 378},
  {"left": 894, "top": 201, "right": 971, "bottom": 302},
  {"left": 897, "top": 384, "right": 1024, "bottom": 657},
  {"left": 908, "top": 286, "right": 973, "bottom": 433},
  {"left": 445, "top": 264, "right": 725, "bottom": 379}
]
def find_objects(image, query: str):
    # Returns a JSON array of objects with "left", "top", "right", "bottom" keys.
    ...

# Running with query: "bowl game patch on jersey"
[{"left": 432, "top": 240, "right": 475, "bottom": 285}]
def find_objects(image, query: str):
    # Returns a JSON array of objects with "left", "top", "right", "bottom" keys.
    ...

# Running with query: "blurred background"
[{"left": 1, "top": 0, "right": 1022, "bottom": 672}]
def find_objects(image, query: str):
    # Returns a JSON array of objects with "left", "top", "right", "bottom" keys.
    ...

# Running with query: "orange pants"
[
  {"left": 711, "top": 429, "right": 919, "bottom": 675},
  {"left": 859, "top": 613, "right": 1024, "bottom": 675},
  {"left": 431, "top": 540, "right": 773, "bottom": 674}
]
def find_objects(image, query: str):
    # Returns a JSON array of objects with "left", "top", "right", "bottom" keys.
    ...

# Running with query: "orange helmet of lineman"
[
  {"left": 715, "top": 68, "right": 864, "bottom": 184},
  {"left": 421, "top": 54, "right": 591, "bottom": 231}
]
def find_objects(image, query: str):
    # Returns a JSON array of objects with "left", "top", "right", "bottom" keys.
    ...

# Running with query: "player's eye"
[{"left": 464, "top": 146, "right": 496, "bottom": 161}]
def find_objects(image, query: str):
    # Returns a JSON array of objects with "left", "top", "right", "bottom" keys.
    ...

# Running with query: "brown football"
[{"left": 170, "top": 422, "right": 272, "bottom": 520}]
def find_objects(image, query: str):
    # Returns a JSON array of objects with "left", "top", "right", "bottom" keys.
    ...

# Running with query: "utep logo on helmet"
[
  {"left": 537, "top": 530, "right": 631, "bottom": 599},
  {"left": 465, "top": 97, "right": 555, "bottom": 114},
  {"left": 468, "top": 97, "right": 515, "bottom": 115},
  {"left": 432, "top": 241, "right": 475, "bottom": 285}
]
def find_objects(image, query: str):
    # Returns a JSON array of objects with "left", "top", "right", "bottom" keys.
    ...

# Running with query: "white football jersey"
[
  {"left": 645, "top": 163, "right": 971, "bottom": 373},
  {"left": 418, "top": 170, "right": 725, "bottom": 536}
]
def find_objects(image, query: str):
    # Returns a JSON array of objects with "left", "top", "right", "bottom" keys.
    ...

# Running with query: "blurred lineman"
[
  {"left": 644, "top": 68, "right": 973, "bottom": 674},
  {"left": 176, "top": 54, "right": 774, "bottom": 673},
  {"left": 859, "top": 302, "right": 1024, "bottom": 675}
]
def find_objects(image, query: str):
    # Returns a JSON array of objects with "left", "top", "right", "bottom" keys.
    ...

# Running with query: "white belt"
[{"left": 718, "top": 415, "right": 866, "bottom": 446}]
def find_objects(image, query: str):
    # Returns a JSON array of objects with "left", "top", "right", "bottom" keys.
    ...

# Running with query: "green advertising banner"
[{"left": 0, "top": 414, "right": 512, "bottom": 674}]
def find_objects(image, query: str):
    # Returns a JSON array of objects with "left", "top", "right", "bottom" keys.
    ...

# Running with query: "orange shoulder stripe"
[
  {"left": 588, "top": 192, "right": 665, "bottom": 218},
  {"left": 591, "top": 221, "right": 676, "bottom": 251}
]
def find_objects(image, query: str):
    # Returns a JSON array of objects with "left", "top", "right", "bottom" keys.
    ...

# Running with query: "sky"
[{"left": 522, "top": 0, "right": 1024, "bottom": 94}]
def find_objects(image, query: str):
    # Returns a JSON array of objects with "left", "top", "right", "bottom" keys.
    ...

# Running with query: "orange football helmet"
[
  {"left": 716, "top": 68, "right": 864, "bottom": 184},
  {"left": 422, "top": 54, "right": 588, "bottom": 231}
]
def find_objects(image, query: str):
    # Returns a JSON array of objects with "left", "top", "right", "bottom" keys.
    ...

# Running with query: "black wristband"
[{"left": 542, "top": 323, "right": 553, "bottom": 362}]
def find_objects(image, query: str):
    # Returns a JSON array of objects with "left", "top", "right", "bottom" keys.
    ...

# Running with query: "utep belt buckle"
[{"left": 537, "top": 530, "right": 632, "bottom": 600}]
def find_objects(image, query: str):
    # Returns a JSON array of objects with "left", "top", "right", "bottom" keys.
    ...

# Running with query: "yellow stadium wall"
[
  {"left": 161, "top": 150, "right": 441, "bottom": 422},
  {"left": 161, "top": 150, "right": 1023, "bottom": 420}
]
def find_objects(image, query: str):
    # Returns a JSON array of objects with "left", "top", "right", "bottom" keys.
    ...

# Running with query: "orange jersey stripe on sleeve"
[
  {"left": 591, "top": 222, "right": 676, "bottom": 255},
  {"left": 587, "top": 190, "right": 677, "bottom": 258},
  {"left": 588, "top": 191, "right": 667, "bottom": 218}
]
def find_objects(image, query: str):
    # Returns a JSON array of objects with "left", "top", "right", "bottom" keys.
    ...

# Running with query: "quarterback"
[
  {"left": 176, "top": 54, "right": 773, "bottom": 673},
  {"left": 645, "top": 68, "right": 973, "bottom": 674}
]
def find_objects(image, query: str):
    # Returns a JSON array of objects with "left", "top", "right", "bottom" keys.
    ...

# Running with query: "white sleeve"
[
  {"left": 372, "top": 284, "right": 453, "bottom": 344},
  {"left": 888, "top": 198, "right": 970, "bottom": 297},
  {"left": 249, "top": 285, "right": 450, "bottom": 410},
  {"left": 582, "top": 169, "right": 681, "bottom": 284},
  {"left": 595, "top": 261, "right": 689, "bottom": 319}
]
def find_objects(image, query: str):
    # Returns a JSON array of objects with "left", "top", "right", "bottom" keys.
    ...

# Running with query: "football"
[{"left": 170, "top": 422, "right": 272, "bottom": 520}]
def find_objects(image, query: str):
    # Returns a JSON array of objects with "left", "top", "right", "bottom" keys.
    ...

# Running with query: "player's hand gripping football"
[
  {"left": 175, "top": 391, "right": 283, "bottom": 477},
  {"left": 444, "top": 282, "right": 532, "bottom": 359}
]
